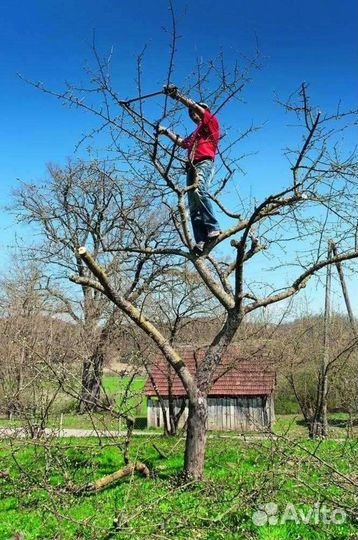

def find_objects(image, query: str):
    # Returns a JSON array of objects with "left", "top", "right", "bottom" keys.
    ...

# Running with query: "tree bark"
[
  {"left": 78, "top": 358, "right": 92, "bottom": 413},
  {"left": 78, "top": 318, "right": 110, "bottom": 412},
  {"left": 78, "top": 350, "right": 105, "bottom": 412},
  {"left": 88, "top": 351, "right": 105, "bottom": 407},
  {"left": 183, "top": 315, "right": 241, "bottom": 478},
  {"left": 310, "top": 417, "right": 326, "bottom": 438},
  {"left": 183, "top": 392, "right": 208, "bottom": 480},
  {"left": 310, "top": 241, "right": 332, "bottom": 439},
  {"left": 170, "top": 397, "right": 186, "bottom": 435},
  {"left": 82, "top": 462, "right": 150, "bottom": 493}
]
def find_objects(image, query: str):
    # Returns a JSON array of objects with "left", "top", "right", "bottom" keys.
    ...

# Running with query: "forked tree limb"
[{"left": 69, "top": 273, "right": 105, "bottom": 294}]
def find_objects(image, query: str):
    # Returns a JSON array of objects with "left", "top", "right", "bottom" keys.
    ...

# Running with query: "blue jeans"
[{"left": 186, "top": 159, "right": 220, "bottom": 244}]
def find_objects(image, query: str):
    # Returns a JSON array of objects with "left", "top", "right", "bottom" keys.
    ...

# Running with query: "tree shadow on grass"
[{"left": 295, "top": 416, "right": 357, "bottom": 428}]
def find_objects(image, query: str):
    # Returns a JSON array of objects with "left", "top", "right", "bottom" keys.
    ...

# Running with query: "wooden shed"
[{"left": 144, "top": 348, "right": 276, "bottom": 432}]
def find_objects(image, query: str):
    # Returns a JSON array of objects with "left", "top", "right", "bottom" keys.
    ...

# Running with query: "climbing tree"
[{"left": 21, "top": 39, "right": 358, "bottom": 478}]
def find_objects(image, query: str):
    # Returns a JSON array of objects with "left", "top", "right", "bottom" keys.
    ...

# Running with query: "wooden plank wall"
[
  {"left": 148, "top": 395, "right": 275, "bottom": 431},
  {"left": 147, "top": 398, "right": 188, "bottom": 429}
]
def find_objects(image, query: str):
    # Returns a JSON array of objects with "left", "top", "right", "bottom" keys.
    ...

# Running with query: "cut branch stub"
[
  {"left": 77, "top": 246, "right": 108, "bottom": 283},
  {"left": 230, "top": 239, "right": 241, "bottom": 248}
]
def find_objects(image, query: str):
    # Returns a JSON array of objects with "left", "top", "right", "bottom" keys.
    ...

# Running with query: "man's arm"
[
  {"left": 163, "top": 85, "right": 206, "bottom": 119},
  {"left": 157, "top": 125, "right": 185, "bottom": 147}
]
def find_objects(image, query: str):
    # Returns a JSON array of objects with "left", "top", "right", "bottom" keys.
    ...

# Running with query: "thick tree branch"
[
  {"left": 245, "top": 250, "right": 358, "bottom": 313},
  {"left": 75, "top": 247, "right": 197, "bottom": 397}
]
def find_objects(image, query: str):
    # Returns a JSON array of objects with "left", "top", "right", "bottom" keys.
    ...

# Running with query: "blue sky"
[{"left": 1, "top": 0, "right": 357, "bottom": 314}]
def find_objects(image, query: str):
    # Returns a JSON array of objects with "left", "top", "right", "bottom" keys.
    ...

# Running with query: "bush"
[
  {"left": 274, "top": 396, "right": 300, "bottom": 415},
  {"left": 134, "top": 416, "right": 147, "bottom": 429}
]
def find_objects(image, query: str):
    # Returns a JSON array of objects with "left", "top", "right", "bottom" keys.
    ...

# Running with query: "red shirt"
[{"left": 182, "top": 109, "right": 220, "bottom": 162}]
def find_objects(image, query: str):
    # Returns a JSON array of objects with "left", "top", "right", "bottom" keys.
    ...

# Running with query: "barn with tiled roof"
[{"left": 145, "top": 347, "right": 276, "bottom": 432}]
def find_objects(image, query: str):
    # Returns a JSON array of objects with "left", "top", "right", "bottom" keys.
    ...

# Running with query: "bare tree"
[
  {"left": 0, "top": 260, "right": 74, "bottom": 434},
  {"left": 13, "top": 160, "right": 174, "bottom": 411},
  {"left": 20, "top": 36, "right": 358, "bottom": 478},
  {"left": 279, "top": 246, "right": 358, "bottom": 439}
]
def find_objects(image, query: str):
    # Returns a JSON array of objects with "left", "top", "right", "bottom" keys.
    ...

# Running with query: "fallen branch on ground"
[{"left": 78, "top": 462, "right": 150, "bottom": 493}]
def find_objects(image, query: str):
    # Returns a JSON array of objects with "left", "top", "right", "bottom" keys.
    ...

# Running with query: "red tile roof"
[{"left": 144, "top": 347, "right": 276, "bottom": 397}]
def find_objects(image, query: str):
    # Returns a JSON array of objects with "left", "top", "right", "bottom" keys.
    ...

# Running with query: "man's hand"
[
  {"left": 163, "top": 84, "right": 179, "bottom": 98},
  {"left": 156, "top": 125, "right": 167, "bottom": 135},
  {"left": 155, "top": 125, "right": 183, "bottom": 147}
]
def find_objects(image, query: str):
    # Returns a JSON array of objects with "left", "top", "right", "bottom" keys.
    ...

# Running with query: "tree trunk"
[
  {"left": 182, "top": 314, "right": 241, "bottom": 478},
  {"left": 310, "top": 411, "right": 328, "bottom": 438},
  {"left": 309, "top": 372, "right": 329, "bottom": 438},
  {"left": 183, "top": 393, "right": 208, "bottom": 480},
  {"left": 310, "top": 241, "right": 332, "bottom": 439},
  {"left": 78, "top": 346, "right": 106, "bottom": 412},
  {"left": 170, "top": 397, "right": 186, "bottom": 436},
  {"left": 81, "top": 462, "right": 150, "bottom": 493},
  {"left": 89, "top": 351, "right": 105, "bottom": 408},
  {"left": 78, "top": 358, "right": 92, "bottom": 413}
]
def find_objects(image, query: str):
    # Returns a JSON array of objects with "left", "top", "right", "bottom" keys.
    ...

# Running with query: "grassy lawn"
[
  {"left": 0, "top": 375, "right": 147, "bottom": 431},
  {"left": 102, "top": 374, "right": 147, "bottom": 416},
  {"left": 0, "top": 435, "right": 356, "bottom": 539},
  {"left": 272, "top": 413, "right": 357, "bottom": 439},
  {"left": 1, "top": 379, "right": 356, "bottom": 538}
]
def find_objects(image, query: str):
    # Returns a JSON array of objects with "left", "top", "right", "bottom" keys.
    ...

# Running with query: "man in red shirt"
[{"left": 158, "top": 85, "right": 220, "bottom": 254}]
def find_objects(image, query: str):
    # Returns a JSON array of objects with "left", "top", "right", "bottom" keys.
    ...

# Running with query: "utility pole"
[
  {"left": 331, "top": 241, "right": 358, "bottom": 432},
  {"left": 331, "top": 241, "right": 358, "bottom": 340}
]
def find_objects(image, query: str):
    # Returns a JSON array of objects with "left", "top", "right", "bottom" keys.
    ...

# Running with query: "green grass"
[
  {"left": 272, "top": 413, "right": 357, "bottom": 439},
  {"left": 102, "top": 374, "right": 145, "bottom": 394},
  {"left": 0, "top": 375, "right": 147, "bottom": 431},
  {"left": 1, "top": 412, "right": 356, "bottom": 440},
  {"left": 102, "top": 375, "right": 146, "bottom": 416},
  {"left": 0, "top": 435, "right": 356, "bottom": 539}
]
